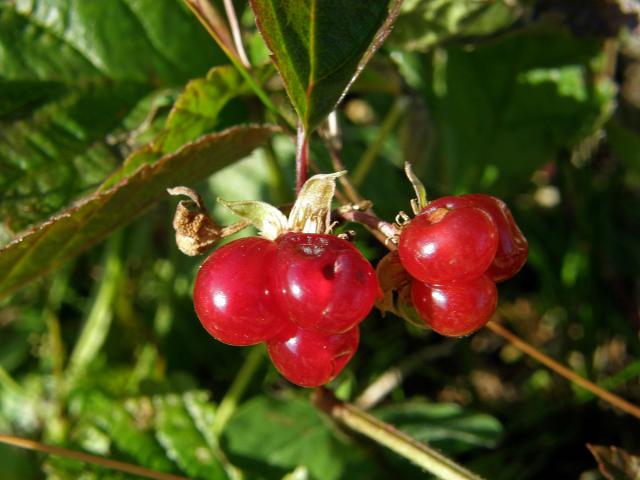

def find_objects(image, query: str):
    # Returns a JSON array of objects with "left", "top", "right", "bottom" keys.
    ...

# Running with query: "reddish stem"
[
  {"left": 296, "top": 124, "right": 309, "bottom": 194},
  {"left": 338, "top": 209, "right": 399, "bottom": 246}
]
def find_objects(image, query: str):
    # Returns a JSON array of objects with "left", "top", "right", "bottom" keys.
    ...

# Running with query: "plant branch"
[
  {"left": 313, "top": 388, "right": 482, "bottom": 480},
  {"left": 486, "top": 320, "right": 640, "bottom": 420},
  {"left": 337, "top": 207, "right": 399, "bottom": 244},
  {"left": 0, "top": 434, "right": 187, "bottom": 480},
  {"left": 213, "top": 345, "right": 264, "bottom": 436}
]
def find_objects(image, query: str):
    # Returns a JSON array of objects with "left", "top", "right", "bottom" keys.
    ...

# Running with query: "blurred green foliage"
[{"left": 1, "top": 0, "right": 640, "bottom": 479}]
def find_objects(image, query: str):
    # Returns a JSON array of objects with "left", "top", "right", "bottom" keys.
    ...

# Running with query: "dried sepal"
[
  {"left": 288, "top": 171, "right": 346, "bottom": 234},
  {"left": 218, "top": 199, "right": 288, "bottom": 240},
  {"left": 168, "top": 186, "right": 222, "bottom": 256}
]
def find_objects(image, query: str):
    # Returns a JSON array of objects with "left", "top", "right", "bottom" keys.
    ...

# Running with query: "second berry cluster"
[{"left": 398, "top": 194, "right": 528, "bottom": 336}]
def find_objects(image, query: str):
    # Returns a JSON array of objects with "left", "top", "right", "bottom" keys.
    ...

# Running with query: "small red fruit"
[
  {"left": 463, "top": 194, "right": 528, "bottom": 282},
  {"left": 398, "top": 197, "right": 499, "bottom": 284},
  {"left": 268, "top": 325, "right": 359, "bottom": 387},
  {"left": 274, "top": 233, "right": 378, "bottom": 334},
  {"left": 411, "top": 275, "right": 497, "bottom": 337},
  {"left": 193, "top": 237, "right": 285, "bottom": 346}
]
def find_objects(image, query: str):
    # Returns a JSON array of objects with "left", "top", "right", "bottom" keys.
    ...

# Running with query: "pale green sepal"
[
  {"left": 404, "top": 162, "right": 427, "bottom": 214},
  {"left": 218, "top": 199, "right": 288, "bottom": 240}
]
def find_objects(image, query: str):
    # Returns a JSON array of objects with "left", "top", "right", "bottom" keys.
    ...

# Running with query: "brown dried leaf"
[{"left": 587, "top": 444, "right": 640, "bottom": 480}]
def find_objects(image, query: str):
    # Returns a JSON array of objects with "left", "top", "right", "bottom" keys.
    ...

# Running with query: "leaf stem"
[
  {"left": 0, "top": 434, "right": 187, "bottom": 480},
  {"left": 312, "top": 388, "right": 483, "bottom": 480},
  {"left": 486, "top": 320, "right": 640, "bottom": 420},
  {"left": 295, "top": 124, "right": 309, "bottom": 194},
  {"left": 352, "top": 98, "right": 406, "bottom": 187},
  {"left": 213, "top": 345, "right": 264, "bottom": 436}
]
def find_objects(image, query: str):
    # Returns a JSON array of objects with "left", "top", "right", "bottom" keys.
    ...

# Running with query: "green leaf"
[
  {"left": 73, "top": 391, "right": 175, "bottom": 473},
  {"left": 389, "top": 0, "right": 524, "bottom": 51},
  {"left": 222, "top": 395, "right": 376, "bottom": 480},
  {"left": 155, "top": 65, "right": 274, "bottom": 154},
  {"left": 249, "top": 0, "right": 399, "bottom": 132},
  {"left": 154, "top": 393, "right": 228, "bottom": 480},
  {"left": 0, "top": 0, "right": 225, "bottom": 229},
  {"left": 0, "top": 125, "right": 277, "bottom": 300},
  {"left": 587, "top": 444, "right": 640, "bottom": 480},
  {"left": 374, "top": 401, "right": 504, "bottom": 455},
  {"left": 410, "top": 27, "right": 616, "bottom": 194},
  {"left": 67, "top": 390, "right": 228, "bottom": 479},
  {"left": 101, "top": 65, "right": 275, "bottom": 190}
]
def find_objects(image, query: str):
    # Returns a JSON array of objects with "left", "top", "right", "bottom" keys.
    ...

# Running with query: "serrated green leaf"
[
  {"left": 68, "top": 389, "right": 228, "bottom": 479},
  {"left": 222, "top": 395, "right": 376, "bottom": 480},
  {"left": 101, "top": 65, "right": 275, "bottom": 191},
  {"left": 374, "top": 401, "right": 503, "bottom": 455},
  {"left": 154, "top": 393, "right": 228, "bottom": 480},
  {"left": 0, "top": 125, "right": 277, "bottom": 300},
  {"left": 249, "top": 0, "right": 399, "bottom": 132},
  {"left": 0, "top": 0, "right": 226, "bottom": 229},
  {"left": 8, "top": 0, "right": 223, "bottom": 83},
  {"left": 74, "top": 391, "right": 175, "bottom": 473},
  {"left": 155, "top": 65, "right": 274, "bottom": 154}
]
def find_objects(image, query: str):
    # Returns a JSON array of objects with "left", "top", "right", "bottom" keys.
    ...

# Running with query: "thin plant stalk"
[
  {"left": 222, "top": 0, "right": 251, "bottom": 68},
  {"left": 486, "top": 320, "right": 640, "bottom": 420},
  {"left": 0, "top": 434, "right": 188, "bottom": 480},
  {"left": 313, "top": 388, "right": 483, "bottom": 480}
]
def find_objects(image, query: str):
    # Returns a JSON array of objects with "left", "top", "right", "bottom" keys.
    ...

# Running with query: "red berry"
[
  {"left": 274, "top": 233, "right": 378, "bottom": 334},
  {"left": 398, "top": 197, "right": 499, "bottom": 284},
  {"left": 193, "top": 237, "right": 285, "bottom": 346},
  {"left": 463, "top": 194, "right": 528, "bottom": 282},
  {"left": 411, "top": 275, "right": 497, "bottom": 337},
  {"left": 268, "top": 325, "right": 359, "bottom": 387}
]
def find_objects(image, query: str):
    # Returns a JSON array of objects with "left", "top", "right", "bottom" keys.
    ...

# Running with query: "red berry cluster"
[
  {"left": 398, "top": 194, "right": 528, "bottom": 337},
  {"left": 193, "top": 232, "right": 378, "bottom": 387}
]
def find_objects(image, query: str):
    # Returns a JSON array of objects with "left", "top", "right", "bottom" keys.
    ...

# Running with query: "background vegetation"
[{"left": 1, "top": 0, "right": 639, "bottom": 478}]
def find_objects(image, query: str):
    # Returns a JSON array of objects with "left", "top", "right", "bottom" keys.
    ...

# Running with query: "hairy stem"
[
  {"left": 313, "top": 388, "right": 482, "bottom": 480},
  {"left": 0, "top": 434, "right": 187, "bottom": 480}
]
